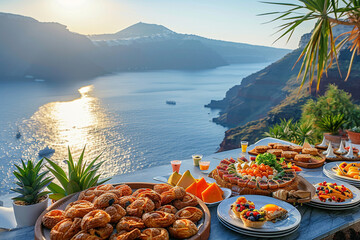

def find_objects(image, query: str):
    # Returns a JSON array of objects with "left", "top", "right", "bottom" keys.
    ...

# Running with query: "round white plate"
[
  {"left": 217, "top": 195, "right": 301, "bottom": 233},
  {"left": 218, "top": 215, "right": 300, "bottom": 238},
  {"left": 305, "top": 201, "right": 360, "bottom": 210},
  {"left": 217, "top": 213, "right": 299, "bottom": 234},
  {"left": 205, "top": 187, "right": 232, "bottom": 207},
  {"left": 323, "top": 162, "right": 360, "bottom": 182},
  {"left": 323, "top": 170, "right": 360, "bottom": 187},
  {"left": 305, "top": 177, "right": 360, "bottom": 206}
]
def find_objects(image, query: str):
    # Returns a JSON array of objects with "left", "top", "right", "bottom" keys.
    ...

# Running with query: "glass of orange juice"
[
  {"left": 171, "top": 160, "right": 182, "bottom": 173},
  {"left": 199, "top": 161, "right": 210, "bottom": 173},
  {"left": 241, "top": 141, "right": 248, "bottom": 153}
]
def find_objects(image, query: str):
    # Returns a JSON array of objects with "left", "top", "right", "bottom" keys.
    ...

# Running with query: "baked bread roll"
[
  {"left": 104, "top": 204, "right": 126, "bottom": 223},
  {"left": 50, "top": 218, "right": 81, "bottom": 240},
  {"left": 175, "top": 207, "right": 203, "bottom": 223},
  {"left": 173, "top": 193, "right": 198, "bottom": 210},
  {"left": 142, "top": 211, "right": 176, "bottom": 228},
  {"left": 126, "top": 197, "right": 155, "bottom": 217},
  {"left": 153, "top": 184, "right": 173, "bottom": 194},
  {"left": 274, "top": 144, "right": 290, "bottom": 151},
  {"left": 78, "top": 187, "right": 97, "bottom": 202},
  {"left": 65, "top": 200, "right": 95, "bottom": 219},
  {"left": 281, "top": 151, "right": 297, "bottom": 159},
  {"left": 132, "top": 188, "right": 153, "bottom": 197},
  {"left": 42, "top": 210, "right": 65, "bottom": 229},
  {"left": 71, "top": 230, "right": 101, "bottom": 240},
  {"left": 115, "top": 184, "right": 133, "bottom": 196},
  {"left": 78, "top": 224, "right": 114, "bottom": 240},
  {"left": 140, "top": 228, "right": 169, "bottom": 240},
  {"left": 168, "top": 219, "right": 198, "bottom": 239},
  {"left": 267, "top": 149, "right": 283, "bottom": 157},
  {"left": 137, "top": 190, "right": 162, "bottom": 209},
  {"left": 118, "top": 196, "right": 136, "bottom": 209},
  {"left": 254, "top": 146, "right": 270, "bottom": 153},
  {"left": 160, "top": 186, "right": 186, "bottom": 205},
  {"left": 93, "top": 193, "right": 119, "bottom": 209},
  {"left": 289, "top": 145, "right": 303, "bottom": 153},
  {"left": 302, "top": 147, "right": 318, "bottom": 155},
  {"left": 156, "top": 205, "right": 177, "bottom": 214},
  {"left": 110, "top": 229, "right": 141, "bottom": 240},
  {"left": 116, "top": 216, "right": 145, "bottom": 232},
  {"left": 294, "top": 154, "right": 311, "bottom": 162},
  {"left": 81, "top": 210, "right": 111, "bottom": 231}
]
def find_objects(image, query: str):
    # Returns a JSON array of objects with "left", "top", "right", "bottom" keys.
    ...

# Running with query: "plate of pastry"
[
  {"left": 35, "top": 183, "right": 211, "bottom": 240},
  {"left": 217, "top": 195, "right": 301, "bottom": 237}
]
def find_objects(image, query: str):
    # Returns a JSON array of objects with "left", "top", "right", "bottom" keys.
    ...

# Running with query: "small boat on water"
[
  {"left": 15, "top": 131, "right": 21, "bottom": 139},
  {"left": 38, "top": 146, "right": 55, "bottom": 157},
  {"left": 166, "top": 100, "right": 176, "bottom": 105}
]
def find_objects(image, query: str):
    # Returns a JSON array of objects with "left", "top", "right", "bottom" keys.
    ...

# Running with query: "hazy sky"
[{"left": 0, "top": 0, "right": 314, "bottom": 49}]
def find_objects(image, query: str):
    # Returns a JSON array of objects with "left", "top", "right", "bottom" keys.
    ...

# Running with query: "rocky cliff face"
[{"left": 210, "top": 28, "right": 360, "bottom": 152}]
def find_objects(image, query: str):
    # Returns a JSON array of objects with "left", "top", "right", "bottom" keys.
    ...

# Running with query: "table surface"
[{"left": 1, "top": 137, "right": 360, "bottom": 240}]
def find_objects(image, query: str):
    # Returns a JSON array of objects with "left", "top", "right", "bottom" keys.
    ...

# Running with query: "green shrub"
[
  {"left": 11, "top": 159, "right": 53, "bottom": 205},
  {"left": 45, "top": 146, "right": 110, "bottom": 200}
]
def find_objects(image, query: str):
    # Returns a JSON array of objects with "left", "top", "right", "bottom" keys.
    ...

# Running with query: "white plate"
[
  {"left": 205, "top": 187, "right": 232, "bottom": 207},
  {"left": 218, "top": 215, "right": 300, "bottom": 238},
  {"left": 305, "top": 201, "right": 360, "bottom": 210},
  {"left": 323, "top": 162, "right": 360, "bottom": 182},
  {"left": 305, "top": 177, "right": 360, "bottom": 206},
  {"left": 323, "top": 171, "right": 360, "bottom": 187},
  {"left": 217, "top": 195, "right": 301, "bottom": 233},
  {"left": 217, "top": 212, "right": 299, "bottom": 234}
]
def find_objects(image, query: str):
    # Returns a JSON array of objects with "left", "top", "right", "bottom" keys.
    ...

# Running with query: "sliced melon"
[
  {"left": 168, "top": 171, "right": 182, "bottom": 186},
  {"left": 176, "top": 170, "right": 196, "bottom": 189},
  {"left": 202, "top": 183, "right": 223, "bottom": 203}
]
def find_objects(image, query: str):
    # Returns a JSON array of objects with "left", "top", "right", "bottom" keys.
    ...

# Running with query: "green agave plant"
[
  {"left": 45, "top": 146, "right": 110, "bottom": 200},
  {"left": 11, "top": 159, "right": 53, "bottom": 205},
  {"left": 316, "top": 113, "right": 347, "bottom": 134}
]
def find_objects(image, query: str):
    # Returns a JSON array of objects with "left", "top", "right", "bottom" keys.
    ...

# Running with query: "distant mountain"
[
  {"left": 0, "top": 13, "right": 290, "bottom": 82},
  {"left": 89, "top": 22, "right": 291, "bottom": 64},
  {"left": 90, "top": 22, "right": 176, "bottom": 41},
  {"left": 0, "top": 12, "right": 104, "bottom": 81}
]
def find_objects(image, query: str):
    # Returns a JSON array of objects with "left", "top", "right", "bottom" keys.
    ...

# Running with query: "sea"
[{"left": 0, "top": 63, "right": 269, "bottom": 196}]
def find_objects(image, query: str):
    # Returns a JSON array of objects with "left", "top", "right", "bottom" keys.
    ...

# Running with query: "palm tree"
[{"left": 262, "top": 0, "right": 360, "bottom": 90}]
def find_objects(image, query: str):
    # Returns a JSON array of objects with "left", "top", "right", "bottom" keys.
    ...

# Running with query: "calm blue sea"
[{"left": 0, "top": 63, "right": 269, "bottom": 196}]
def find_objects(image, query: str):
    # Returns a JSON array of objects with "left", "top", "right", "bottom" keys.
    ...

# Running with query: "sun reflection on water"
[{"left": 22, "top": 85, "right": 132, "bottom": 181}]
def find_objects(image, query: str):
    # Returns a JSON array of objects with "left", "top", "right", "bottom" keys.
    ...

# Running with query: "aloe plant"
[
  {"left": 45, "top": 146, "right": 110, "bottom": 200},
  {"left": 316, "top": 113, "right": 346, "bottom": 135},
  {"left": 11, "top": 159, "right": 53, "bottom": 205}
]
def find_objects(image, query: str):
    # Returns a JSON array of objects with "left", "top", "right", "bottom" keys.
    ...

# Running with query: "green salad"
[{"left": 255, "top": 153, "right": 284, "bottom": 172}]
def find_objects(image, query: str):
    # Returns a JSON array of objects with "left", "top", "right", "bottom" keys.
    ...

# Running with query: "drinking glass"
[
  {"left": 171, "top": 160, "right": 182, "bottom": 173},
  {"left": 192, "top": 154, "right": 202, "bottom": 166},
  {"left": 241, "top": 141, "right": 248, "bottom": 153}
]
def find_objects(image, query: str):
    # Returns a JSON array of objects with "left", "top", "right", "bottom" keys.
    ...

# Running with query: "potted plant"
[
  {"left": 45, "top": 146, "right": 110, "bottom": 201},
  {"left": 11, "top": 159, "right": 53, "bottom": 227},
  {"left": 316, "top": 114, "right": 347, "bottom": 144},
  {"left": 347, "top": 127, "right": 360, "bottom": 144}
]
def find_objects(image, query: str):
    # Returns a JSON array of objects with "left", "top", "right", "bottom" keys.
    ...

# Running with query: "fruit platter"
[
  {"left": 35, "top": 182, "right": 210, "bottom": 240},
  {"left": 217, "top": 195, "right": 301, "bottom": 238},
  {"left": 248, "top": 142, "right": 325, "bottom": 168},
  {"left": 166, "top": 170, "right": 232, "bottom": 206},
  {"left": 304, "top": 177, "right": 360, "bottom": 210},
  {"left": 209, "top": 153, "right": 314, "bottom": 202}
]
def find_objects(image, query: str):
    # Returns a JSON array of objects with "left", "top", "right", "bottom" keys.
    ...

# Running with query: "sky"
[{"left": 0, "top": 0, "right": 314, "bottom": 49}]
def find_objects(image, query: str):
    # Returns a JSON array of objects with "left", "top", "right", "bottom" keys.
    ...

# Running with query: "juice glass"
[
  {"left": 199, "top": 161, "right": 210, "bottom": 172},
  {"left": 241, "top": 141, "right": 248, "bottom": 153},
  {"left": 192, "top": 154, "right": 202, "bottom": 166},
  {"left": 171, "top": 160, "right": 182, "bottom": 173}
]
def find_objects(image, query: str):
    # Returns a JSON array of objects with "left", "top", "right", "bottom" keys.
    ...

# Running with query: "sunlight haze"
[{"left": 0, "top": 0, "right": 313, "bottom": 49}]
